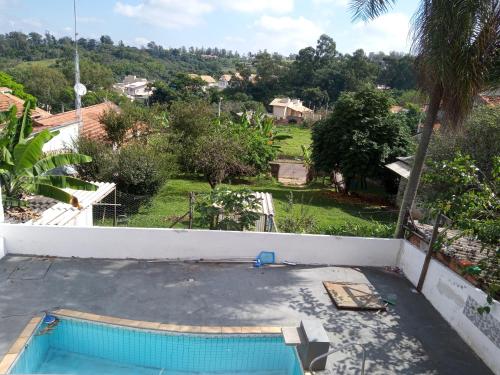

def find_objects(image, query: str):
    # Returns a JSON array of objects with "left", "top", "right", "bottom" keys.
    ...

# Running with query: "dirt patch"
[{"left": 322, "top": 190, "right": 393, "bottom": 207}]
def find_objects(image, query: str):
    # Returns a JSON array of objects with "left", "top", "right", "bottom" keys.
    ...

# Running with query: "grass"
[
  {"left": 126, "top": 176, "right": 397, "bottom": 232},
  {"left": 276, "top": 124, "right": 312, "bottom": 158},
  {"left": 15, "top": 59, "right": 58, "bottom": 69}
]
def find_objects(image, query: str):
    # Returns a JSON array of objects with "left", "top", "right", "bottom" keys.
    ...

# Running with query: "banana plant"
[
  {"left": 0, "top": 103, "right": 97, "bottom": 208},
  {"left": 238, "top": 111, "right": 292, "bottom": 149}
]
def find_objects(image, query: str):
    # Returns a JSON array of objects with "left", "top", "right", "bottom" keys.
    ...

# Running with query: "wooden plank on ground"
[{"left": 323, "top": 281, "right": 386, "bottom": 311}]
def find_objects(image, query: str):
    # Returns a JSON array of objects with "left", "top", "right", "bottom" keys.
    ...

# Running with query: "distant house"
[
  {"left": 188, "top": 74, "right": 217, "bottom": 91},
  {"left": 390, "top": 105, "right": 406, "bottom": 114},
  {"left": 218, "top": 74, "right": 233, "bottom": 90},
  {"left": 0, "top": 88, "right": 51, "bottom": 121},
  {"left": 216, "top": 73, "right": 257, "bottom": 90},
  {"left": 113, "top": 75, "right": 152, "bottom": 102},
  {"left": 269, "top": 98, "right": 313, "bottom": 121},
  {"left": 475, "top": 89, "right": 500, "bottom": 107},
  {"left": 33, "top": 102, "right": 119, "bottom": 152}
]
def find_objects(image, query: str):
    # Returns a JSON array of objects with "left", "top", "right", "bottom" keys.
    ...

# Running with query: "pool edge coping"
[
  {"left": 0, "top": 315, "right": 43, "bottom": 374},
  {"left": 52, "top": 309, "right": 286, "bottom": 335}
]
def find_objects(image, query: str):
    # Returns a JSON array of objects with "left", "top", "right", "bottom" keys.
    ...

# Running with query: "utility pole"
[
  {"left": 73, "top": 0, "right": 86, "bottom": 135},
  {"left": 218, "top": 97, "right": 223, "bottom": 117},
  {"left": 0, "top": 182, "right": 4, "bottom": 223}
]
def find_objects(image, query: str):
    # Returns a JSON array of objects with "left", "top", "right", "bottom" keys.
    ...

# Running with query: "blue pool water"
[{"left": 10, "top": 318, "right": 303, "bottom": 374}]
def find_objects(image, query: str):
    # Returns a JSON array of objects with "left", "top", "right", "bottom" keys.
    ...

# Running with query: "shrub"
[
  {"left": 113, "top": 143, "right": 172, "bottom": 196},
  {"left": 192, "top": 131, "right": 253, "bottom": 188},
  {"left": 74, "top": 138, "right": 175, "bottom": 196},
  {"left": 196, "top": 188, "right": 261, "bottom": 231},
  {"left": 73, "top": 137, "right": 113, "bottom": 181},
  {"left": 100, "top": 108, "right": 132, "bottom": 146},
  {"left": 278, "top": 192, "right": 317, "bottom": 234},
  {"left": 322, "top": 221, "right": 395, "bottom": 238}
]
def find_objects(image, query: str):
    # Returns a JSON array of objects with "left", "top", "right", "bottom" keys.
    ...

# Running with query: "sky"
[{"left": 0, "top": 0, "right": 420, "bottom": 55}]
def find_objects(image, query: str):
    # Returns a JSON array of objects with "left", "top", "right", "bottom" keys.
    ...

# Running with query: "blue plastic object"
[
  {"left": 43, "top": 314, "right": 57, "bottom": 324},
  {"left": 256, "top": 251, "right": 275, "bottom": 265},
  {"left": 253, "top": 258, "right": 262, "bottom": 268}
]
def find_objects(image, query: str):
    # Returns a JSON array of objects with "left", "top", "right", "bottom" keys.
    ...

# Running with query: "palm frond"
[
  {"left": 411, "top": 0, "right": 500, "bottom": 128},
  {"left": 350, "top": 0, "right": 396, "bottom": 21}
]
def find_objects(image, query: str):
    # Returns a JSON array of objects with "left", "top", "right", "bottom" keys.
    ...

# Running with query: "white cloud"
[
  {"left": 114, "top": 0, "right": 213, "bottom": 29},
  {"left": 312, "top": 0, "right": 348, "bottom": 6},
  {"left": 351, "top": 13, "right": 410, "bottom": 52},
  {"left": 132, "top": 36, "right": 151, "bottom": 47},
  {"left": 220, "top": 0, "right": 294, "bottom": 14},
  {"left": 251, "top": 15, "right": 323, "bottom": 54},
  {"left": 77, "top": 16, "right": 103, "bottom": 24}
]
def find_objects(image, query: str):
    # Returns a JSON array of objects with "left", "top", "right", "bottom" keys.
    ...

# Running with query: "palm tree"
[
  {"left": 350, "top": 0, "right": 500, "bottom": 237},
  {"left": 1, "top": 103, "right": 97, "bottom": 208}
]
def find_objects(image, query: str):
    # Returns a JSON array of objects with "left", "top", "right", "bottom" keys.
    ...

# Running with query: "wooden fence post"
[
  {"left": 188, "top": 192, "right": 194, "bottom": 229},
  {"left": 416, "top": 212, "right": 442, "bottom": 292}
]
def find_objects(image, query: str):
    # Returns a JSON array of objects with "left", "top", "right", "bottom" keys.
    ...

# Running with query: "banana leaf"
[
  {"left": 13, "top": 130, "right": 54, "bottom": 170},
  {"left": 0, "top": 146, "right": 13, "bottom": 167},
  {"left": 36, "top": 176, "right": 97, "bottom": 191},
  {"left": 17, "top": 104, "right": 32, "bottom": 143},
  {"left": 33, "top": 153, "right": 92, "bottom": 175},
  {"left": 34, "top": 183, "right": 80, "bottom": 207}
]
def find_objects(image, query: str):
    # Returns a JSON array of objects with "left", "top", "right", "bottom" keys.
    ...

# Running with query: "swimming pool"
[{"left": 9, "top": 316, "right": 303, "bottom": 374}]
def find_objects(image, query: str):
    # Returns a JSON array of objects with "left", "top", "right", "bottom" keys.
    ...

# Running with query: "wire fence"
[
  {"left": 92, "top": 191, "right": 150, "bottom": 227},
  {"left": 92, "top": 190, "right": 276, "bottom": 232}
]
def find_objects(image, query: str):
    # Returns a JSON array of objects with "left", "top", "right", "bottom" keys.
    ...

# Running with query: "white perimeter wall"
[
  {"left": 0, "top": 224, "right": 400, "bottom": 266},
  {"left": 42, "top": 122, "right": 79, "bottom": 153},
  {"left": 0, "top": 236, "right": 4, "bottom": 260},
  {"left": 399, "top": 241, "right": 500, "bottom": 374},
  {"left": 1, "top": 223, "right": 498, "bottom": 373}
]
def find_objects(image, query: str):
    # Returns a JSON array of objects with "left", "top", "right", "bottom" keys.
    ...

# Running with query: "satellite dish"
[{"left": 74, "top": 83, "right": 87, "bottom": 96}]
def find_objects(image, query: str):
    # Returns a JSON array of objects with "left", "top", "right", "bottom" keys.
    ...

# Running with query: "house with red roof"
[
  {"left": 0, "top": 87, "right": 51, "bottom": 121},
  {"left": 32, "top": 102, "right": 118, "bottom": 152}
]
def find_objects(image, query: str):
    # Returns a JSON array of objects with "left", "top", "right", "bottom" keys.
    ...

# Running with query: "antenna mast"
[{"left": 74, "top": 0, "right": 83, "bottom": 134}]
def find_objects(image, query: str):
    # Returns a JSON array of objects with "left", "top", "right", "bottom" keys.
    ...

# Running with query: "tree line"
[{"left": 0, "top": 31, "right": 418, "bottom": 113}]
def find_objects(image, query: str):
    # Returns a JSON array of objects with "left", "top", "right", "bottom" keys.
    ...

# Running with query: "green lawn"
[
  {"left": 125, "top": 176, "right": 396, "bottom": 233},
  {"left": 276, "top": 124, "right": 312, "bottom": 158}
]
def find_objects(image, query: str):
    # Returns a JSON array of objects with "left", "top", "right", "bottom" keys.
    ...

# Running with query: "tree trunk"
[{"left": 394, "top": 83, "right": 443, "bottom": 238}]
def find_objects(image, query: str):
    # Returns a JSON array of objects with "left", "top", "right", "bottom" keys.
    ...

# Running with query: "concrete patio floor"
[{"left": 0, "top": 255, "right": 492, "bottom": 374}]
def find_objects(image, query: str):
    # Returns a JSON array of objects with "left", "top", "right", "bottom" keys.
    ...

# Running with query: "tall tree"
[
  {"left": 311, "top": 87, "right": 412, "bottom": 193},
  {"left": 350, "top": 0, "right": 500, "bottom": 237}
]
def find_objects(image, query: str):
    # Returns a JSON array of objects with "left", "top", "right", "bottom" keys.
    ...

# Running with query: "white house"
[
  {"left": 269, "top": 98, "right": 313, "bottom": 121},
  {"left": 113, "top": 75, "right": 152, "bottom": 101},
  {"left": 218, "top": 74, "right": 232, "bottom": 90}
]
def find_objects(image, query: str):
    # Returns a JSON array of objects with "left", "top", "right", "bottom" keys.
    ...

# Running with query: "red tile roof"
[
  {"left": 33, "top": 102, "right": 119, "bottom": 140},
  {"left": 0, "top": 92, "right": 51, "bottom": 120},
  {"left": 478, "top": 95, "right": 500, "bottom": 107}
]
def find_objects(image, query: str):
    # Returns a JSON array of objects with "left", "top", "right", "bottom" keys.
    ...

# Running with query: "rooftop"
[
  {"left": 33, "top": 102, "right": 118, "bottom": 140},
  {"left": 0, "top": 255, "right": 492, "bottom": 375},
  {"left": 270, "top": 98, "right": 313, "bottom": 113},
  {"left": 0, "top": 92, "right": 51, "bottom": 120}
]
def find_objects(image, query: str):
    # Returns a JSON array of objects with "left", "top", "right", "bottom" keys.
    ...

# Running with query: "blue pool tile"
[{"left": 9, "top": 318, "right": 303, "bottom": 375}]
